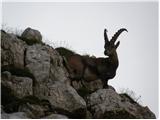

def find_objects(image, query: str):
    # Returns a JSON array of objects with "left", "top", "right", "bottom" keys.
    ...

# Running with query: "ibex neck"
[{"left": 109, "top": 51, "right": 119, "bottom": 68}]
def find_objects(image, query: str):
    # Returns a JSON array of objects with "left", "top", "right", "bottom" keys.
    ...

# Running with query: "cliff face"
[{"left": 1, "top": 28, "right": 156, "bottom": 119}]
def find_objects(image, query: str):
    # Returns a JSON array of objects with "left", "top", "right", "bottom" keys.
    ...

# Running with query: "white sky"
[{"left": 1, "top": 1, "right": 159, "bottom": 117}]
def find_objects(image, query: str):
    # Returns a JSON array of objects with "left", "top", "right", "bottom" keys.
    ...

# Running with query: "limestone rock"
[
  {"left": 25, "top": 44, "right": 70, "bottom": 98},
  {"left": 86, "top": 88, "right": 156, "bottom": 119},
  {"left": 21, "top": 27, "right": 42, "bottom": 45},
  {"left": 25, "top": 44, "right": 50, "bottom": 83},
  {"left": 1, "top": 71, "right": 33, "bottom": 99},
  {"left": 1, "top": 112, "right": 29, "bottom": 119},
  {"left": 43, "top": 81, "right": 87, "bottom": 118},
  {"left": 18, "top": 103, "right": 50, "bottom": 118},
  {"left": 42, "top": 114, "right": 68, "bottom": 119},
  {"left": 71, "top": 79, "right": 103, "bottom": 98},
  {"left": 1, "top": 31, "right": 26, "bottom": 69}
]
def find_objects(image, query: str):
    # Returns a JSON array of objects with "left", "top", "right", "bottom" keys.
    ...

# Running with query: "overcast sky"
[{"left": 2, "top": 2, "right": 158, "bottom": 117}]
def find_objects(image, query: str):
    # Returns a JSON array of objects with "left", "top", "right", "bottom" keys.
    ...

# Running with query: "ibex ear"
[{"left": 115, "top": 41, "right": 120, "bottom": 49}]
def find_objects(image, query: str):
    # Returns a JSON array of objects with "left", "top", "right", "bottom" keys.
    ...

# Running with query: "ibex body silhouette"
[{"left": 56, "top": 28, "right": 127, "bottom": 87}]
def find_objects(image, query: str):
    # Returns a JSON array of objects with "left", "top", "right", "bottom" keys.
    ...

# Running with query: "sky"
[{"left": 2, "top": 1, "right": 159, "bottom": 117}]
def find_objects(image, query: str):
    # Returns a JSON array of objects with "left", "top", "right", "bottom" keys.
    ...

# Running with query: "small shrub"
[{"left": 119, "top": 88, "right": 142, "bottom": 104}]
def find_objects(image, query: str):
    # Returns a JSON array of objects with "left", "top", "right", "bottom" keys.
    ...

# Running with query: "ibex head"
[{"left": 104, "top": 28, "right": 128, "bottom": 56}]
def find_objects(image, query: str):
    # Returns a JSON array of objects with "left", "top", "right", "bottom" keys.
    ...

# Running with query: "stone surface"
[
  {"left": 43, "top": 81, "right": 87, "bottom": 118},
  {"left": 21, "top": 27, "right": 42, "bottom": 45},
  {"left": 86, "top": 88, "right": 156, "bottom": 119},
  {"left": 1, "top": 71, "right": 33, "bottom": 98},
  {"left": 18, "top": 103, "right": 50, "bottom": 118},
  {"left": 25, "top": 44, "right": 50, "bottom": 83},
  {"left": 25, "top": 44, "right": 70, "bottom": 98},
  {"left": 1, "top": 31, "right": 26, "bottom": 69},
  {"left": 1, "top": 112, "right": 29, "bottom": 119},
  {"left": 42, "top": 114, "right": 68, "bottom": 119},
  {"left": 71, "top": 79, "right": 103, "bottom": 98}
]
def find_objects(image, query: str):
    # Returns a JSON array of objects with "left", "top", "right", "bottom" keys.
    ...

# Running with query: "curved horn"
[
  {"left": 104, "top": 29, "right": 109, "bottom": 45},
  {"left": 110, "top": 28, "right": 128, "bottom": 44}
]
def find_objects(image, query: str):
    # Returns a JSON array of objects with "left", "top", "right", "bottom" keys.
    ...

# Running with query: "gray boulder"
[
  {"left": 1, "top": 71, "right": 33, "bottom": 98},
  {"left": 1, "top": 31, "right": 26, "bottom": 69},
  {"left": 42, "top": 81, "right": 87, "bottom": 118},
  {"left": 86, "top": 88, "right": 156, "bottom": 119},
  {"left": 25, "top": 44, "right": 70, "bottom": 98},
  {"left": 25, "top": 44, "right": 69, "bottom": 84},
  {"left": 72, "top": 79, "right": 103, "bottom": 92},
  {"left": 18, "top": 102, "right": 50, "bottom": 118},
  {"left": 42, "top": 114, "right": 68, "bottom": 119},
  {"left": 21, "top": 27, "right": 42, "bottom": 45},
  {"left": 25, "top": 44, "right": 50, "bottom": 84},
  {"left": 1, "top": 112, "right": 29, "bottom": 119}
]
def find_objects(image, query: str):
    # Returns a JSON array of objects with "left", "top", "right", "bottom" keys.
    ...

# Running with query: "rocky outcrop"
[
  {"left": 1, "top": 28, "right": 156, "bottom": 119},
  {"left": 25, "top": 44, "right": 70, "bottom": 98},
  {"left": 1, "top": 30, "right": 26, "bottom": 69},
  {"left": 42, "top": 114, "right": 68, "bottom": 119},
  {"left": 86, "top": 88, "right": 156, "bottom": 119},
  {"left": 1, "top": 112, "right": 29, "bottom": 119},
  {"left": 21, "top": 27, "right": 42, "bottom": 45},
  {"left": 42, "top": 81, "right": 86, "bottom": 118},
  {"left": 1, "top": 71, "right": 33, "bottom": 98}
]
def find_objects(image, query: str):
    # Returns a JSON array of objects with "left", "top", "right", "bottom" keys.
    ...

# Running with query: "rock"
[
  {"left": 86, "top": 88, "right": 156, "bottom": 119},
  {"left": 21, "top": 27, "right": 42, "bottom": 45},
  {"left": 71, "top": 79, "right": 103, "bottom": 98},
  {"left": 42, "top": 114, "right": 68, "bottom": 119},
  {"left": 47, "top": 45, "right": 70, "bottom": 84},
  {"left": 1, "top": 105, "right": 5, "bottom": 114},
  {"left": 1, "top": 31, "right": 26, "bottom": 69},
  {"left": 25, "top": 44, "right": 69, "bottom": 83},
  {"left": 18, "top": 103, "right": 49, "bottom": 118},
  {"left": 25, "top": 44, "right": 70, "bottom": 98},
  {"left": 72, "top": 79, "right": 103, "bottom": 92},
  {"left": 25, "top": 44, "right": 50, "bottom": 83},
  {"left": 85, "top": 110, "right": 92, "bottom": 119},
  {"left": 42, "top": 81, "right": 87, "bottom": 118},
  {"left": 17, "top": 96, "right": 54, "bottom": 119},
  {"left": 1, "top": 112, "right": 29, "bottom": 119},
  {"left": 1, "top": 71, "right": 33, "bottom": 99}
]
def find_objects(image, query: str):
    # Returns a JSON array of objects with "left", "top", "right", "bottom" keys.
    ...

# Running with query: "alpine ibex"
[{"left": 56, "top": 28, "right": 128, "bottom": 87}]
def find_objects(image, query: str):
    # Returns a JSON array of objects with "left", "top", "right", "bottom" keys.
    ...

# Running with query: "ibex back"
[{"left": 56, "top": 28, "right": 128, "bottom": 87}]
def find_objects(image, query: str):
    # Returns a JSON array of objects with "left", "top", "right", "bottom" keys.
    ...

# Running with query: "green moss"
[{"left": 1, "top": 65, "right": 35, "bottom": 80}]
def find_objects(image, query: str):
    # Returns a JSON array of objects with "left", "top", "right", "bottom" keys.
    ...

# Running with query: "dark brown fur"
[{"left": 56, "top": 28, "right": 127, "bottom": 87}]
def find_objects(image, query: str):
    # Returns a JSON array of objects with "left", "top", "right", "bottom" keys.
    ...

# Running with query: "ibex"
[{"left": 56, "top": 28, "right": 127, "bottom": 87}]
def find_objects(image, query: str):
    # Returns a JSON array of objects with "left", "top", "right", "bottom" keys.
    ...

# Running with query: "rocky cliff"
[{"left": 1, "top": 28, "right": 156, "bottom": 119}]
